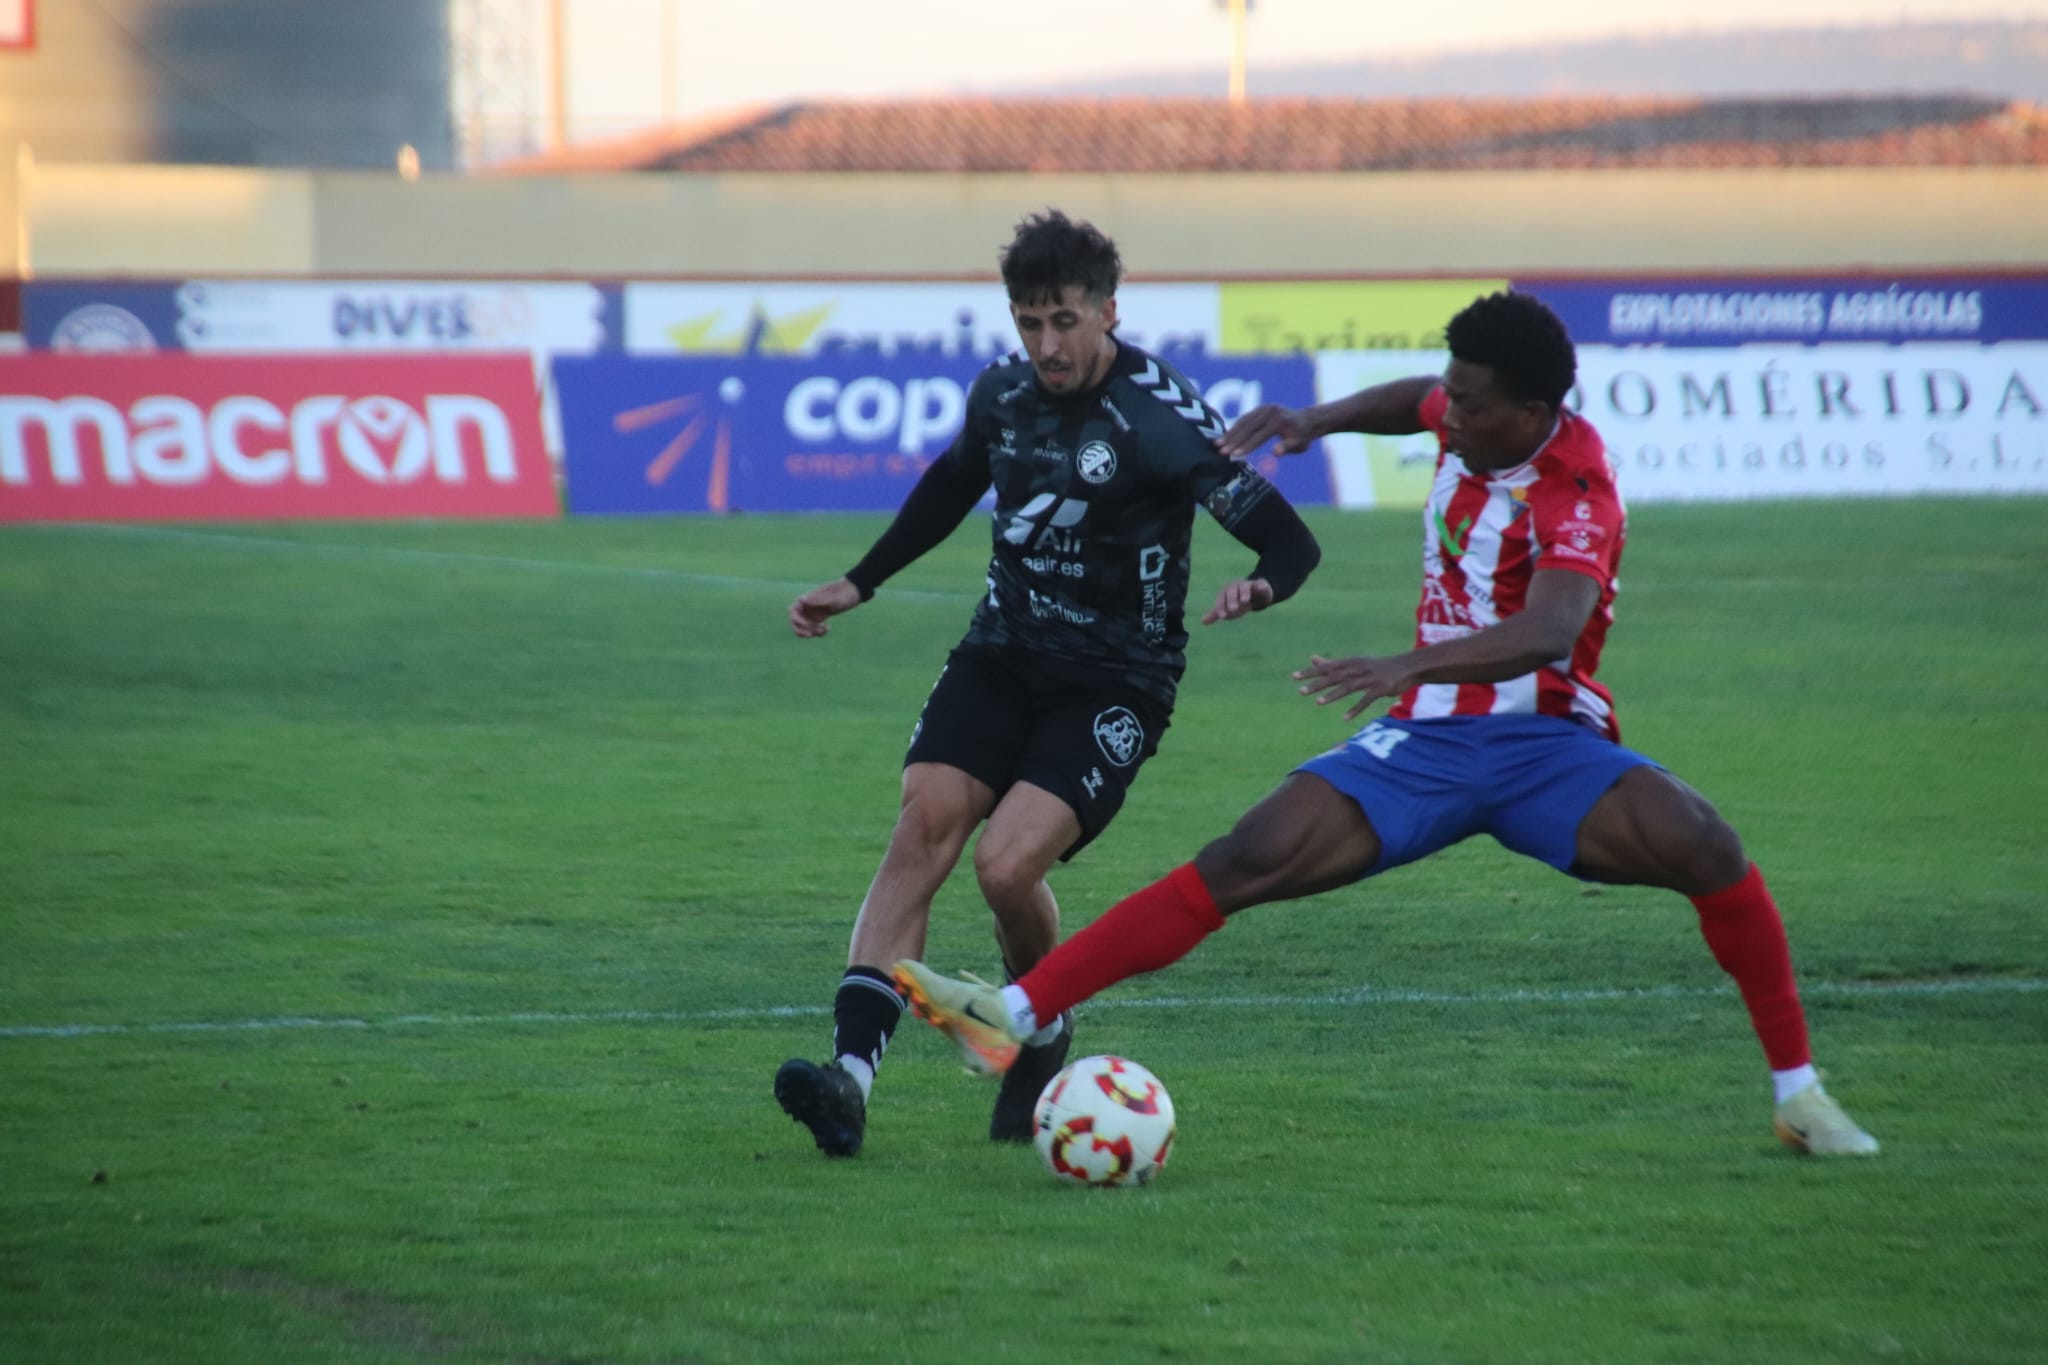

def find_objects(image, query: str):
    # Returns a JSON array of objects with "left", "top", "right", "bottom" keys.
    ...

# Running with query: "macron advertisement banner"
[
  {"left": 26, "top": 279, "right": 622, "bottom": 461},
  {"left": 0, "top": 355, "right": 558, "bottom": 522},
  {"left": 1315, "top": 343, "right": 2048, "bottom": 506},
  {"left": 552, "top": 353, "right": 1332, "bottom": 515}
]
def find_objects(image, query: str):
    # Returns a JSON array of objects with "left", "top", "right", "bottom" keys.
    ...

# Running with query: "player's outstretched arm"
[
  {"left": 1218, "top": 405, "right": 1317, "bottom": 458},
  {"left": 1201, "top": 577, "right": 1275, "bottom": 625},
  {"left": 789, "top": 577, "right": 864, "bottom": 638},
  {"left": 828, "top": 449, "right": 989, "bottom": 618},
  {"left": 1295, "top": 570, "right": 1600, "bottom": 718},
  {"left": 1292, "top": 652, "right": 1417, "bottom": 721},
  {"left": 1218, "top": 375, "right": 1438, "bottom": 459},
  {"left": 1204, "top": 485, "right": 1320, "bottom": 623}
]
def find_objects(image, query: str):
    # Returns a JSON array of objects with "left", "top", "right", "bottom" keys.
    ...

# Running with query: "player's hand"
[
  {"left": 1293, "top": 653, "right": 1415, "bottom": 721},
  {"left": 1219, "top": 404, "right": 1316, "bottom": 459},
  {"left": 1201, "top": 577, "right": 1275, "bottom": 625},
  {"left": 790, "top": 578, "right": 863, "bottom": 638}
]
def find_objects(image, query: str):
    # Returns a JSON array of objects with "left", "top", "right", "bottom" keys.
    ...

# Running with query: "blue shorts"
[{"left": 1295, "top": 714, "right": 1661, "bottom": 880}]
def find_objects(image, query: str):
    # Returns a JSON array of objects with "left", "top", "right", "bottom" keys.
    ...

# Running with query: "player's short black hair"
[
  {"left": 1000, "top": 209, "right": 1122, "bottom": 307},
  {"left": 1445, "top": 291, "right": 1578, "bottom": 409}
]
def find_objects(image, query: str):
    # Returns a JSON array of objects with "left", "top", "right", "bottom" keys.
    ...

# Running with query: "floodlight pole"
[
  {"left": 14, "top": 141, "right": 31, "bottom": 280},
  {"left": 660, "top": 0, "right": 678, "bottom": 120},
  {"left": 1225, "top": 0, "right": 1249, "bottom": 103},
  {"left": 546, "top": 0, "right": 569, "bottom": 150}
]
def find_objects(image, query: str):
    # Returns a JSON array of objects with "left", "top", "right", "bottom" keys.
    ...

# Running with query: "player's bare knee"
[
  {"left": 971, "top": 840, "right": 1044, "bottom": 909},
  {"left": 1683, "top": 818, "right": 1749, "bottom": 894},
  {"left": 1645, "top": 812, "right": 1746, "bottom": 895},
  {"left": 886, "top": 799, "right": 969, "bottom": 869}
]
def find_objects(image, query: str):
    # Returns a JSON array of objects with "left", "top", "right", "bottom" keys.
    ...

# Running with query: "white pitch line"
[
  {"left": 0, "top": 977, "right": 2037, "bottom": 1042},
  {"left": 30, "top": 522, "right": 975, "bottom": 603},
  {"left": 33, "top": 524, "right": 1951, "bottom": 603}
]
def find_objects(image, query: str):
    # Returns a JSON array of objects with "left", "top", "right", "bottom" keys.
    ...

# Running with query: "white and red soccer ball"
[{"left": 1032, "top": 1054, "right": 1176, "bottom": 1187}]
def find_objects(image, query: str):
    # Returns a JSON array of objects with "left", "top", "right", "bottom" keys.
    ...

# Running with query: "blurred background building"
[
  {"left": 0, "top": 3, "right": 2044, "bottom": 277},
  {"left": 2, "top": 1, "right": 2042, "bottom": 509},
  {"left": 0, "top": 0, "right": 455, "bottom": 170}
]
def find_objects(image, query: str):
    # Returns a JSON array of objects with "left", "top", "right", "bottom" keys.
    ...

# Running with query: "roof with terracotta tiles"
[{"left": 491, "top": 95, "right": 2048, "bottom": 174}]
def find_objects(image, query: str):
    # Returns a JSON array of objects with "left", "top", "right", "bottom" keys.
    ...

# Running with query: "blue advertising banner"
[
  {"left": 1522, "top": 276, "right": 2048, "bottom": 347},
  {"left": 25, "top": 281, "right": 182, "bottom": 350},
  {"left": 553, "top": 353, "right": 1332, "bottom": 515}
]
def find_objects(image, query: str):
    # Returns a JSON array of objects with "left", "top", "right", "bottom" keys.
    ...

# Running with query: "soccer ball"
[{"left": 1032, "top": 1054, "right": 1176, "bottom": 1187}]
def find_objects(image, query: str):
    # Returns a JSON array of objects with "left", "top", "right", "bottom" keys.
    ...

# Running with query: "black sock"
[{"left": 832, "top": 966, "right": 904, "bottom": 1080}]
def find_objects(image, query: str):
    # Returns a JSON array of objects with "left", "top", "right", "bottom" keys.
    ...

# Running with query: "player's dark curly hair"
[
  {"left": 1000, "top": 209, "right": 1122, "bottom": 307},
  {"left": 1445, "top": 291, "right": 1578, "bottom": 409}
]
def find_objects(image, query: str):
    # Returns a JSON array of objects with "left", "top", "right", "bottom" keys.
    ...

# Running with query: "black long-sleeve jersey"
[{"left": 846, "top": 342, "right": 1321, "bottom": 708}]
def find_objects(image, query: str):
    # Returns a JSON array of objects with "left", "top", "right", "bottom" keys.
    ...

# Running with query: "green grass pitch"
[{"left": 3, "top": 499, "right": 2045, "bottom": 1364}]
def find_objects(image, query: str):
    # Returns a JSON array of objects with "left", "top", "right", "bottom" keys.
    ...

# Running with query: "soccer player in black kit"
[{"left": 775, "top": 210, "right": 1323, "bottom": 1156}]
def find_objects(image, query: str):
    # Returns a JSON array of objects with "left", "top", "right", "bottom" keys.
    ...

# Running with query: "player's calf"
[{"left": 990, "top": 1011, "right": 1074, "bottom": 1142}]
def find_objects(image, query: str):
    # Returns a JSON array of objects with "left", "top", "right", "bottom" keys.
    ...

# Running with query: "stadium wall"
[{"left": 9, "top": 162, "right": 2048, "bottom": 276}]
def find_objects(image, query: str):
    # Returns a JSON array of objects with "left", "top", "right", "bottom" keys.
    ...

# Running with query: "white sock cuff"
[
  {"left": 1022, "top": 1011, "right": 1067, "bottom": 1047},
  {"left": 1000, "top": 983, "right": 1037, "bottom": 1037},
  {"left": 1772, "top": 1063, "right": 1819, "bottom": 1105}
]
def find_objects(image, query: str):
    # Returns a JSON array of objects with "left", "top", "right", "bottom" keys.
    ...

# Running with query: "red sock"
[
  {"left": 1690, "top": 863, "right": 1811, "bottom": 1071},
  {"left": 1016, "top": 863, "right": 1226, "bottom": 1022}
]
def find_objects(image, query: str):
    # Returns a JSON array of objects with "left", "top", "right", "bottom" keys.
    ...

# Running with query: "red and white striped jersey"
[{"left": 1387, "top": 386, "right": 1628, "bottom": 739}]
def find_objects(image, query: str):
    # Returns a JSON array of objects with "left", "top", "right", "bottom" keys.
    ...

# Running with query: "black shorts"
[{"left": 905, "top": 646, "right": 1171, "bottom": 859}]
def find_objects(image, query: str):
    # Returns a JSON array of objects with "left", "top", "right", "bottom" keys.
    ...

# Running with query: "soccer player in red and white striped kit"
[{"left": 897, "top": 289, "right": 1879, "bottom": 1157}]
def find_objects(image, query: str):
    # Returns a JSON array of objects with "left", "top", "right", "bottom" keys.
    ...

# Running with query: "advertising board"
[
  {"left": 27, "top": 280, "right": 618, "bottom": 355},
  {"left": 554, "top": 352, "right": 1331, "bottom": 515},
  {"left": 0, "top": 355, "right": 558, "bottom": 522},
  {"left": 622, "top": 282, "right": 1220, "bottom": 359},
  {"left": 1522, "top": 277, "right": 2048, "bottom": 347},
  {"left": 1314, "top": 343, "right": 2048, "bottom": 505}
]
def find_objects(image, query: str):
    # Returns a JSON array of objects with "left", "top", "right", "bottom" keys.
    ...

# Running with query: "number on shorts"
[{"left": 1351, "top": 721, "right": 1410, "bottom": 761}]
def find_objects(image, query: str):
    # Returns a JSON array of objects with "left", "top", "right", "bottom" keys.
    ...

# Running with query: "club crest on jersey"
[
  {"left": 1092, "top": 707, "right": 1144, "bottom": 768},
  {"left": 1077, "top": 440, "right": 1117, "bottom": 484}
]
